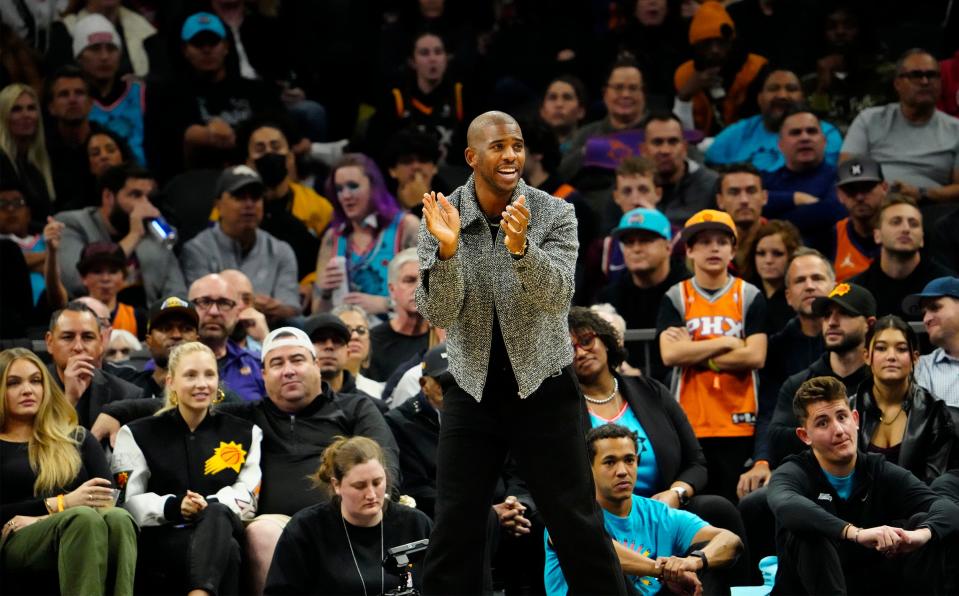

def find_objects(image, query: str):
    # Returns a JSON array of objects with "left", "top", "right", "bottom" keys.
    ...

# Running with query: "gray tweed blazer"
[{"left": 415, "top": 175, "right": 577, "bottom": 400}]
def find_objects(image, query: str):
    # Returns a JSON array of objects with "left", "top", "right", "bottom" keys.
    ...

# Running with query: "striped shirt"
[{"left": 915, "top": 348, "right": 959, "bottom": 407}]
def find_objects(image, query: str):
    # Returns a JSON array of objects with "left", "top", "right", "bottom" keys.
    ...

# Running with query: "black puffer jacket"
[{"left": 852, "top": 380, "right": 956, "bottom": 485}]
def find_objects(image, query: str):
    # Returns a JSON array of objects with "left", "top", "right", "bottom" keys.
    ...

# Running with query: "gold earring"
[
  {"left": 169, "top": 390, "right": 178, "bottom": 405},
  {"left": 214, "top": 387, "right": 225, "bottom": 404}
]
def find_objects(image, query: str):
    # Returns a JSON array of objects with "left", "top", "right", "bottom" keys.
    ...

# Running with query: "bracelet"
[
  {"left": 841, "top": 523, "right": 852, "bottom": 540},
  {"left": 57, "top": 494, "right": 65, "bottom": 512},
  {"left": 707, "top": 359, "right": 721, "bottom": 373},
  {"left": 853, "top": 527, "right": 861, "bottom": 544},
  {"left": 44, "top": 497, "right": 55, "bottom": 514},
  {"left": 508, "top": 238, "right": 527, "bottom": 257}
]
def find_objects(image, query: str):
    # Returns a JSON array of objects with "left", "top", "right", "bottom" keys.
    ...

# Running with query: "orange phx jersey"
[{"left": 665, "top": 277, "right": 761, "bottom": 438}]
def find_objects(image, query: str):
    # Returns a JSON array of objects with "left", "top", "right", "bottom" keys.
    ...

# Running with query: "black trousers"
[
  {"left": 686, "top": 494, "right": 749, "bottom": 587},
  {"left": 737, "top": 486, "right": 775, "bottom": 584},
  {"left": 772, "top": 529, "right": 959, "bottom": 596},
  {"left": 698, "top": 437, "right": 753, "bottom": 504},
  {"left": 136, "top": 502, "right": 244, "bottom": 595},
  {"left": 422, "top": 366, "right": 627, "bottom": 595}
]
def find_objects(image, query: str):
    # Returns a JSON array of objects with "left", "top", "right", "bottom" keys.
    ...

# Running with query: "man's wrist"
[
  {"left": 689, "top": 549, "right": 708, "bottom": 572},
  {"left": 670, "top": 486, "right": 689, "bottom": 507},
  {"left": 507, "top": 238, "right": 527, "bottom": 257},
  {"left": 438, "top": 241, "right": 458, "bottom": 261}
]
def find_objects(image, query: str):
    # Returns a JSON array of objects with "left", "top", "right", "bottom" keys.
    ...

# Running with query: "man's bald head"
[
  {"left": 188, "top": 273, "right": 237, "bottom": 302},
  {"left": 219, "top": 269, "right": 254, "bottom": 307},
  {"left": 467, "top": 111, "right": 521, "bottom": 149}
]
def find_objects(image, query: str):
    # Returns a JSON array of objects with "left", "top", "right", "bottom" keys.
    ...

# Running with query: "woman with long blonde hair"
[
  {"left": 112, "top": 341, "right": 262, "bottom": 595},
  {"left": 0, "top": 84, "right": 55, "bottom": 229},
  {"left": 0, "top": 347, "right": 137, "bottom": 595}
]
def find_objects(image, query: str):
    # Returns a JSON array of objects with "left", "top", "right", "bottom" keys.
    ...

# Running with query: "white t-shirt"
[{"left": 841, "top": 103, "right": 959, "bottom": 188}]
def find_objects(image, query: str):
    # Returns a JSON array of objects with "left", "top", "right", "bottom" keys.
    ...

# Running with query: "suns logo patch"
[{"left": 204, "top": 441, "right": 247, "bottom": 475}]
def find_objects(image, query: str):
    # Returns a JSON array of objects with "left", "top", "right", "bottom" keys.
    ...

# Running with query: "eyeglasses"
[
  {"left": 346, "top": 325, "right": 369, "bottom": 337},
  {"left": 191, "top": 297, "right": 237, "bottom": 311},
  {"left": 96, "top": 316, "right": 112, "bottom": 330},
  {"left": 897, "top": 70, "right": 941, "bottom": 82},
  {"left": 335, "top": 181, "right": 362, "bottom": 194},
  {"left": 571, "top": 333, "right": 598, "bottom": 351},
  {"left": 0, "top": 198, "right": 26, "bottom": 210}
]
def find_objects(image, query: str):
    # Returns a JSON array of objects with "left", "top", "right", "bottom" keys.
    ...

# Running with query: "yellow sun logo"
[
  {"left": 829, "top": 283, "right": 852, "bottom": 297},
  {"left": 204, "top": 441, "right": 247, "bottom": 475}
]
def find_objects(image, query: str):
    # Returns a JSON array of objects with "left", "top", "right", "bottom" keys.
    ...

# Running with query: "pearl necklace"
[{"left": 584, "top": 378, "right": 619, "bottom": 404}]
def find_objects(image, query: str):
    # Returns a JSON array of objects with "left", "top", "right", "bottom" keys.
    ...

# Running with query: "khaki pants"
[{"left": 1, "top": 506, "right": 138, "bottom": 596}]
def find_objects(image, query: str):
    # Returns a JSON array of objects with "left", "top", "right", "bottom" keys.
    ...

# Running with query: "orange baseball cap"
[{"left": 682, "top": 209, "right": 738, "bottom": 244}]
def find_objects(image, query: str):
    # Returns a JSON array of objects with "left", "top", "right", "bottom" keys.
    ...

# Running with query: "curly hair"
[
  {"left": 586, "top": 423, "right": 638, "bottom": 463},
  {"left": 568, "top": 306, "right": 627, "bottom": 372}
]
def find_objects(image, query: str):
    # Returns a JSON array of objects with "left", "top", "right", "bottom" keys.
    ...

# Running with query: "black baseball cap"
[
  {"left": 811, "top": 283, "right": 877, "bottom": 318},
  {"left": 215, "top": 165, "right": 265, "bottom": 198},
  {"left": 147, "top": 295, "right": 199, "bottom": 332},
  {"left": 421, "top": 343, "right": 449, "bottom": 378},
  {"left": 836, "top": 156, "right": 883, "bottom": 187},
  {"left": 304, "top": 314, "right": 351, "bottom": 344}
]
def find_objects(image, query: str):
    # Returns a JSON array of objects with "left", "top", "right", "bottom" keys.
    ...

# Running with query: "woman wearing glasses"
[
  {"left": 312, "top": 154, "right": 419, "bottom": 316},
  {"left": 333, "top": 304, "right": 386, "bottom": 398},
  {"left": 567, "top": 307, "right": 747, "bottom": 567}
]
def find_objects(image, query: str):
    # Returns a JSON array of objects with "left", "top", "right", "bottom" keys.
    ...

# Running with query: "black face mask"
[
  {"left": 229, "top": 322, "right": 248, "bottom": 343},
  {"left": 109, "top": 203, "right": 130, "bottom": 238},
  {"left": 254, "top": 153, "right": 288, "bottom": 187}
]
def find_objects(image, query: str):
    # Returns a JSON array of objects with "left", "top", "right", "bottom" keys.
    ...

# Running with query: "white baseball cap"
[
  {"left": 261, "top": 327, "right": 316, "bottom": 363},
  {"left": 73, "top": 14, "right": 122, "bottom": 58}
]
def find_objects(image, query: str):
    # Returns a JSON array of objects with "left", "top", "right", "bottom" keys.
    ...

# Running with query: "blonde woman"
[
  {"left": 332, "top": 304, "right": 386, "bottom": 398},
  {"left": 0, "top": 84, "right": 55, "bottom": 229},
  {"left": 112, "top": 341, "right": 262, "bottom": 595},
  {"left": 265, "top": 436, "right": 431, "bottom": 594},
  {"left": 0, "top": 347, "right": 137, "bottom": 596}
]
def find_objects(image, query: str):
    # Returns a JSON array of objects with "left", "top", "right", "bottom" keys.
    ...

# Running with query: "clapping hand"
[
  {"left": 422, "top": 191, "right": 461, "bottom": 260},
  {"left": 500, "top": 195, "right": 529, "bottom": 255}
]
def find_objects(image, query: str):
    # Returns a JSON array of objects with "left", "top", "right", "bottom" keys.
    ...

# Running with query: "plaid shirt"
[{"left": 415, "top": 175, "right": 578, "bottom": 400}]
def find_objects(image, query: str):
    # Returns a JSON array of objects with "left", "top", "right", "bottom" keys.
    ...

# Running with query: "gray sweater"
[{"left": 180, "top": 224, "right": 301, "bottom": 312}]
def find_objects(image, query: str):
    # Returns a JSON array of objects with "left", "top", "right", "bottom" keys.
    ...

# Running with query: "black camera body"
[{"left": 383, "top": 539, "right": 429, "bottom": 596}]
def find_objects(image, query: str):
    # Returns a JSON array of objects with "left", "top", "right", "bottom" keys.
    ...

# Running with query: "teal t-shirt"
[
  {"left": 544, "top": 495, "right": 707, "bottom": 595},
  {"left": 822, "top": 468, "right": 855, "bottom": 500},
  {"left": 590, "top": 404, "right": 662, "bottom": 496}
]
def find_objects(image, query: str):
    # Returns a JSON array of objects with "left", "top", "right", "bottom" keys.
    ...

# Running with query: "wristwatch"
[
  {"left": 689, "top": 549, "right": 709, "bottom": 572},
  {"left": 671, "top": 486, "right": 690, "bottom": 507}
]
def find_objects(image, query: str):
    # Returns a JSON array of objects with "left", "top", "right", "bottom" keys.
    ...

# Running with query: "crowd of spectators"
[{"left": 3, "top": 0, "right": 959, "bottom": 594}]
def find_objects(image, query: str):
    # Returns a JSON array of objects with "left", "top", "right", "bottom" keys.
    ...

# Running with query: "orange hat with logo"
[
  {"left": 682, "top": 209, "right": 738, "bottom": 244},
  {"left": 689, "top": 0, "right": 735, "bottom": 45}
]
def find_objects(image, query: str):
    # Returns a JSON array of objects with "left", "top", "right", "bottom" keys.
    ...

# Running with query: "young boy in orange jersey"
[{"left": 658, "top": 209, "right": 767, "bottom": 501}]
